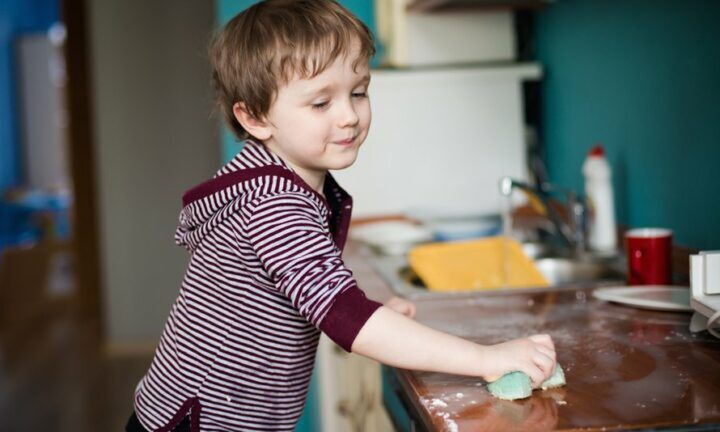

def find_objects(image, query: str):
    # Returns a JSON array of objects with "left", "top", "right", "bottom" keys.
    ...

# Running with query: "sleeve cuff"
[{"left": 319, "top": 286, "right": 382, "bottom": 352}]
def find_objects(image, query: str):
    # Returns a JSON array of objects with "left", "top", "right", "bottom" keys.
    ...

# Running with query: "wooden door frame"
[{"left": 60, "top": 0, "right": 102, "bottom": 325}]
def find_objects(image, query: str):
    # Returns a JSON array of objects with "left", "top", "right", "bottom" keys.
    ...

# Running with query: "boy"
[{"left": 127, "top": 1, "right": 556, "bottom": 431}]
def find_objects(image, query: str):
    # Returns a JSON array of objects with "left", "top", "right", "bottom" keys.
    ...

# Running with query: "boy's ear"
[{"left": 233, "top": 102, "right": 272, "bottom": 141}]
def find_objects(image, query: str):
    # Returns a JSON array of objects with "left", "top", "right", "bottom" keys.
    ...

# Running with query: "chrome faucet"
[{"left": 499, "top": 176, "right": 588, "bottom": 253}]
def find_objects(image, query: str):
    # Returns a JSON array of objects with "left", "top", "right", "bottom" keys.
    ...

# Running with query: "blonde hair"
[{"left": 210, "top": 0, "right": 375, "bottom": 140}]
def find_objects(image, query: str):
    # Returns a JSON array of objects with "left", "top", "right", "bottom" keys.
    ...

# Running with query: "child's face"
[{"left": 261, "top": 44, "right": 371, "bottom": 183}]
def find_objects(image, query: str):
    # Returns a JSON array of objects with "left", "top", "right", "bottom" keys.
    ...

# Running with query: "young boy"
[{"left": 126, "top": 1, "right": 556, "bottom": 431}]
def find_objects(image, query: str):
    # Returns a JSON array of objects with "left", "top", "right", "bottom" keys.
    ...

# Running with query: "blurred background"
[{"left": 0, "top": 0, "right": 718, "bottom": 430}]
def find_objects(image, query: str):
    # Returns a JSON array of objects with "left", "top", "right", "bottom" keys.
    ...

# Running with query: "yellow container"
[{"left": 408, "top": 236, "right": 549, "bottom": 291}]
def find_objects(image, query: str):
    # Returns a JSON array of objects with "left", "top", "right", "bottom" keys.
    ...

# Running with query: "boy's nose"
[{"left": 337, "top": 101, "right": 359, "bottom": 127}]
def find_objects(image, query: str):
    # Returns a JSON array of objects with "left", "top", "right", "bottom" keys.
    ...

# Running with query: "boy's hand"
[
  {"left": 384, "top": 296, "right": 416, "bottom": 318},
  {"left": 479, "top": 334, "right": 556, "bottom": 388}
]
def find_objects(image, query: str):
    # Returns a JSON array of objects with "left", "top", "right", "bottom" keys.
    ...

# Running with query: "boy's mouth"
[{"left": 334, "top": 135, "right": 357, "bottom": 145}]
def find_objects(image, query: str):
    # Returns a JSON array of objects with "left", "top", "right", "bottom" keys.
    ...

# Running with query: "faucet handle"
[
  {"left": 499, "top": 176, "right": 514, "bottom": 196},
  {"left": 567, "top": 193, "right": 588, "bottom": 252}
]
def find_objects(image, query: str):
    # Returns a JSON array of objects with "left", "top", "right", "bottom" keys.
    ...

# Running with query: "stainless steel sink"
[
  {"left": 370, "top": 252, "right": 626, "bottom": 300},
  {"left": 534, "top": 257, "right": 624, "bottom": 285}
]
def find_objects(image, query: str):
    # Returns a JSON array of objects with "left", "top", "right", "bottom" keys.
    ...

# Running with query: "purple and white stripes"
[{"left": 133, "top": 141, "right": 381, "bottom": 431}]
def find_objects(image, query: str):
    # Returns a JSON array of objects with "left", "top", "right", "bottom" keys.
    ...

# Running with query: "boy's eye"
[
  {"left": 352, "top": 91, "right": 368, "bottom": 98},
  {"left": 312, "top": 101, "right": 329, "bottom": 110}
]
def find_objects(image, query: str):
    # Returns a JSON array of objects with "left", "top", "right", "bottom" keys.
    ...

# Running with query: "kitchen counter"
[{"left": 343, "top": 240, "right": 720, "bottom": 431}]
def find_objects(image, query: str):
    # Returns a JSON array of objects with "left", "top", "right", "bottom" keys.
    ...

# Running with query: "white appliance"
[
  {"left": 690, "top": 251, "right": 720, "bottom": 338},
  {"left": 333, "top": 63, "right": 541, "bottom": 217}
]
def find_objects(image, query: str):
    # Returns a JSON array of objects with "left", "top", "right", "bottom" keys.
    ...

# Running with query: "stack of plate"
[{"left": 350, "top": 221, "right": 433, "bottom": 256}]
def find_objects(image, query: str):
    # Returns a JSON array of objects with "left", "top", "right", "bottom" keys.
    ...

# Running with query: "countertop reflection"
[{"left": 391, "top": 288, "right": 720, "bottom": 431}]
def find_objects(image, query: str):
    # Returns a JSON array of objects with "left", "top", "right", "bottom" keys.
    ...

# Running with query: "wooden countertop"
[{"left": 343, "top": 240, "right": 720, "bottom": 431}]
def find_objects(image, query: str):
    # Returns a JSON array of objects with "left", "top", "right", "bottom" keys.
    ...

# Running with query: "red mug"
[{"left": 625, "top": 228, "right": 673, "bottom": 285}]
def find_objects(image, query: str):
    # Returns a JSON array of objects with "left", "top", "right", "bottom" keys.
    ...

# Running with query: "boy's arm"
[
  {"left": 351, "top": 306, "right": 557, "bottom": 387},
  {"left": 239, "top": 191, "right": 554, "bottom": 383},
  {"left": 239, "top": 191, "right": 382, "bottom": 351}
]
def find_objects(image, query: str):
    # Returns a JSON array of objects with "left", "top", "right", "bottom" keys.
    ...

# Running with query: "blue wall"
[
  {"left": 536, "top": 0, "right": 720, "bottom": 249},
  {"left": 0, "top": 0, "right": 59, "bottom": 189}
]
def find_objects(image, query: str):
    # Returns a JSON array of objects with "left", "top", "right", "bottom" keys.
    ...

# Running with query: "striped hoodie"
[{"left": 133, "top": 140, "right": 382, "bottom": 431}]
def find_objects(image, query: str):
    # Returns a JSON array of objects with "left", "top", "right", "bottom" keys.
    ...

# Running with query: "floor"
[
  {"left": 0, "top": 243, "right": 152, "bottom": 432},
  {"left": 0, "top": 308, "right": 152, "bottom": 432}
]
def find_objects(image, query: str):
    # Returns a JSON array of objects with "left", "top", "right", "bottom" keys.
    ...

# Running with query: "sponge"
[
  {"left": 540, "top": 364, "right": 566, "bottom": 390},
  {"left": 488, "top": 365, "right": 566, "bottom": 400},
  {"left": 487, "top": 371, "right": 532, "bottom": 400}
]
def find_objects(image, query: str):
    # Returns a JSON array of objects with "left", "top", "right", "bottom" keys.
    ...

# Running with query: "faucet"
[{"left": 499, "top": 176, "right": 588, "bottom": 253}]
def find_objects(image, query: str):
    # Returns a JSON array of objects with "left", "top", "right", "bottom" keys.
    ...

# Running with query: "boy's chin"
[{"left": 326, "top": 153, "right": 359, "bottom": 171}]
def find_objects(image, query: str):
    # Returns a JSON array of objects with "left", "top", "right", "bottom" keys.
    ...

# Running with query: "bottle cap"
[{"left": 589, "top": 144, "right": 605, "bottom": 157}]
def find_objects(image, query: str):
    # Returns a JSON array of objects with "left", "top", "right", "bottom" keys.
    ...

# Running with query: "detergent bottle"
[{"left": 582, "top": 144, "right": 617, "bottom": 253}]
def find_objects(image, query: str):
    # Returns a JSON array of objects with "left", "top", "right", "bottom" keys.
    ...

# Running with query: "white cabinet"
[
  {"left": 317, "top": 336, "right": 394, "bottom": 432},
  {"left": 333, "top": 63, "right": 541, "bottom": 218},
  {"left": 375, "top": 0, "right": 516, "bottom": 67}
]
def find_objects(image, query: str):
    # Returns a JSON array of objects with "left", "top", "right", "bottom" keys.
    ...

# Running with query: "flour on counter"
[
  {"left": 427, "top": 398, "right": 448, "bottom": 409},
  {"left": 445, "top": 420, "right": 459, "bottom": 432},
  {"left": 439, "top": 412, "right": 459, "bottom": 432}
]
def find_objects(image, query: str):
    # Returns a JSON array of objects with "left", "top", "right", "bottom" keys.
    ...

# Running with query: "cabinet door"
[
  {"left": 317, "top": 335, "right": 394, "bottom": 432},
  {"left": 333, "top": 65, "right": 539, "bottom": 217}
]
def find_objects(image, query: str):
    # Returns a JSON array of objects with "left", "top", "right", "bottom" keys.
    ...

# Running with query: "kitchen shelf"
[
  {"left": 372, "top": 62, "right": 543, "bottom": 81},
  {"left": 406, "top": 0, "right": 552, "bottom": 13}
]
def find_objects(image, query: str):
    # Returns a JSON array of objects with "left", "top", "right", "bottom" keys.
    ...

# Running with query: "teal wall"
[
  {"left": 536, "top": 0, "right": 720, "bottom": 249},
  {"left": 216, "top": 0, "right": 258, "bottom": 163},
  {"left": 216, "top": 0, "right": 378, "bottom": 163}
]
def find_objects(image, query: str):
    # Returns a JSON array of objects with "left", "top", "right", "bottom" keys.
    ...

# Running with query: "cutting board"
[{"left": 408, "top": 236, "right": 549, "bottom": 291}]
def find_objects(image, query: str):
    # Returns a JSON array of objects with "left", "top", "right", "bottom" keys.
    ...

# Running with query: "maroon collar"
[
  {"left": 182, "top": 165, "right": 294, "bottom": 207},
  {"left": 181, "top": 166, "right": 353, "bottom": 251}
]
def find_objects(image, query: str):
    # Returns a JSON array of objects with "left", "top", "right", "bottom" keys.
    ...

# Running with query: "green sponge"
[
  {"left": 487, "top": 371, "right": 532, "bottom": 400},
  {"left": 488, "top": 365, "right": 566, "bottom": 400},
  {"left": 540, "top": 364, "right": 566, "bottom": 390}
]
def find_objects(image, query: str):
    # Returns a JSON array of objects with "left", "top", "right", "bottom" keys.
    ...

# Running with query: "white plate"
[
  {"left": 592, "top": 285, "right": 692, "bottom": 312},
  {"left": 349, "top": 221, "right": 433, "bottom": 255}
]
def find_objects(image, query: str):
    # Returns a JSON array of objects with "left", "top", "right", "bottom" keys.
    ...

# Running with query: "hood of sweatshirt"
[{"left": 174, "top": 140, "right": 351, "bottom": 253}]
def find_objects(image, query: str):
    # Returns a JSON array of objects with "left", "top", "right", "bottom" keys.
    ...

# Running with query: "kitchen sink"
[
  {"left": 533, "top": 257, "right": 624, "bottom": 285},
  {"left": 370, "top": 252, "right": 626, "bottom": 300}
]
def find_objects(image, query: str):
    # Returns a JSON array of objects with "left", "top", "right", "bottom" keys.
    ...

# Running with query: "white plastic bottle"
[{"left": 582, "top": 144, "right": 617, "bottom": 253}]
